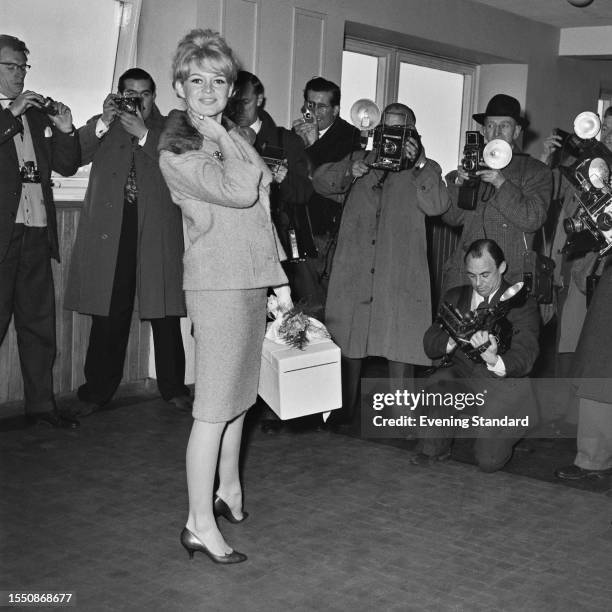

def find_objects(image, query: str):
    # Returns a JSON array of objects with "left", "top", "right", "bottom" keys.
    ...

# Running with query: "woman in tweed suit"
[{"left": 159, "top": 29, "right": 290, "bottom": 564}]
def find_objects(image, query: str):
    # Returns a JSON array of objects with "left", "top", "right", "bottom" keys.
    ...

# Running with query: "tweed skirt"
[{"left": 186, "top": 288, "right": 268, "bottom": 423}]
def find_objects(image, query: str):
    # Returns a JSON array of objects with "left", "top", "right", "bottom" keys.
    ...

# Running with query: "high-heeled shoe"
[
  {"left": 180, "top": 527, "right": 247, "bottom": 564},
  {"left": 213, "top": 495, "right": 249, "bottom": 524}
]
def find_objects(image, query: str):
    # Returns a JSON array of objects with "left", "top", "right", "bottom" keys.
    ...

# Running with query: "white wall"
[{"left": 0, "top": 0, "right": 119, "bottom": 128}]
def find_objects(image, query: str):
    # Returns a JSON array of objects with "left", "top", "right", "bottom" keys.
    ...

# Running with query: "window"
[
  {"left": 0, "top": 0, "right": 141, "bottom": 199},
  {"left": 341, "top": 40, "right": 476, "bottom": 176}
]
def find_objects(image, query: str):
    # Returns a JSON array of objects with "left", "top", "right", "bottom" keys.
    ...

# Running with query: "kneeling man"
[{"left": 413, "top": 239, "right": 540, "bottom": 472}]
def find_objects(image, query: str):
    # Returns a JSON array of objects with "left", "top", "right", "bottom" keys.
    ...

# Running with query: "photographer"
[
  {"left": 442, "top": 94, "right": 552, "bottom": 292},
  {"left": 65, "top": 68, "right": 190, "bottom": 414},
  {"left": 0, "top": 34, "right": 80, "bottom": 428},
  {"left": 290, "top": 77, "right": 360, "bottom": 318},
  {"left": 413, "top": 239, "right": 540, "bottom": 472},
  {"left": 312, "top": 103, "right": 450, "bottom": 430}
]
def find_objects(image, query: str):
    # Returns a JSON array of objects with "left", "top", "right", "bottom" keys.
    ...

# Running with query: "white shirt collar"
[{"left": 249, "top": 117, "right": 262, "bottom": 135}]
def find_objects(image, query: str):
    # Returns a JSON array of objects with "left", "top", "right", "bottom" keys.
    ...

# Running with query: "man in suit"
[
  {"left": 442, "top": 94, "right": 552, "bottom": 292},
  {"left": 413, "top": 239, "right": 540, "bottom": 472},
  {"left": 291, "top": 77, "right": 361, "bottom": 318},
  {"left": 0, "top": 34, "right": 80, "bottom": 428},
  {"left": 229, "top": 70, "right": 314, "bottom": 265},
  {"left": 64, "top": 68, "right": 190, "bottom": 414}
]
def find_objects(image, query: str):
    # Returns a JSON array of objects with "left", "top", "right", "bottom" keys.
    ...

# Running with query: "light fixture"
[{"left": 567, "top": 0, "right": 594, "bottom": 7}]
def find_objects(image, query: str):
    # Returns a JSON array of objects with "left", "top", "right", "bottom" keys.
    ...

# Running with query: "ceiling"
[{"left": 468, "top": 0, "right": 612, "bottom": 28}]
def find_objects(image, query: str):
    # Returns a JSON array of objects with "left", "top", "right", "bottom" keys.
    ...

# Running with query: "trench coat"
[
  {"left": 312, "top": 151, "right": 451, "bottom": 365},
  {"left": 64, "top": 105, "right": 185, "bottom": 319}
]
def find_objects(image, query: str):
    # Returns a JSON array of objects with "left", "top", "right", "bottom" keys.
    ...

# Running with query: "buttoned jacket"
[{"left": 0, "top": 107, "right": 80, "bottom": 262}]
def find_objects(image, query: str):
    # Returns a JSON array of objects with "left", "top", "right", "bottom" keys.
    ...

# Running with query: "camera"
[
  {"left": 461, "top": 131, "right": 485, "bottom": 175},
  {"left": 301, "top": 101, "right": 315, "bottom": 124},
  {"left": 20, "top": 161, "right": 41, "bottom": 183},
  {"left": 370, "top": 122, "right": 421, "bottom": 172},
  {"left": 113, "top": 93, "right": 142, "bottom": 115},
  {"left": 258, "top": 142, "right": 288, "bottom": 173},
  {"left": 40, "top": 96, "right": 59, "bottom": 116},
  {"left": 561, "top": 156, "right": 612, "bottom": 257}
]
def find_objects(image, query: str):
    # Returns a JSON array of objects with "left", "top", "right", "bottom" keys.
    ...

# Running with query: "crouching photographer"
[
  {"left": 412, "top": 239, "right": 540, "bottom": 472},
  {"left": 311, "top": 102, "right": 451, "bottom": 430}
]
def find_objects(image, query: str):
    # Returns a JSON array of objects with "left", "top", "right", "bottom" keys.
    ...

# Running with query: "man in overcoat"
[
  {"left": 312, "top": 103, "right": 450, "bottom": 428},
  {"left": 0, "top": 34, "right": 80, "bottom": 428},
  {"left": 555, "top": 259, "right": 612, "bottom": 480},
  {"left": 65, "top": 68, "right": 190, "bottom": 412},
  {"left": 442, "top": 94, "right": 552, "bottom": 291}
]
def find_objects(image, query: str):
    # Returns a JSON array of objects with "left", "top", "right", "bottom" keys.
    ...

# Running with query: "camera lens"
[
  {"left": 564, "top": 216, "right": 584, "bottom": 234},
  {"left": 463, "top": 158, "right": 476, "bottom": 172},
  {"left": 597, "top": 212, "right": 612, "bottom": 231},
  {"left": 383, "top": 139, "right": 398, "bottom": 155}
]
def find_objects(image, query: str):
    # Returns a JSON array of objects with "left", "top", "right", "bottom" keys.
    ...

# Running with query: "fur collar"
[{"left": 158, "top": 109, "right": 203, "bottom": 154}]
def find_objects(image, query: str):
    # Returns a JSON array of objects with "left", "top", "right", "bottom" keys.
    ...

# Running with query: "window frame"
[{"left": 52, "top": 0, "right": 142, "bottom": 201}]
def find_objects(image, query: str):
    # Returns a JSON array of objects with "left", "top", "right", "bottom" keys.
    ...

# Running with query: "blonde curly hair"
[{"left": 171, "top": 29, "right": 239, "bottom": 87}]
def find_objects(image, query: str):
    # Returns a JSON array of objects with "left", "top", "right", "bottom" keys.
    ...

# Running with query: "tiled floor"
[{"left": 1, "top": 394, "right": 611, "bottom": 612}]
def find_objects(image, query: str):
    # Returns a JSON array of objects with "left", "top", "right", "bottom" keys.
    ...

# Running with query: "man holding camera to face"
[
  {"left": 65, "top": 68, "right": 190, "bottom": 414},
  {"left": 291, "top": 77, "right": 361, "bottom": 318},
  {"left": 312, "top": 103, "right": 450, "bottom": 429},
  {"left": 442, "top": 94, "right": 552, "bottom": 292},
  {"left": 0, "top": 34, "right": 80, "bottom": 428}
]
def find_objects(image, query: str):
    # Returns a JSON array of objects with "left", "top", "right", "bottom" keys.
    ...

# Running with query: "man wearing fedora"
[{"left": 441, "top": 94, "right": 552, "bottom": 292}]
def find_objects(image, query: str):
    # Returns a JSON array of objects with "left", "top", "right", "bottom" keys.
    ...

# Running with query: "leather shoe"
[
  {"left": 554, "top": 464, "right": 612, "bottom": 480},
  {"left": 76, "top": 401, "right": 102, "bottom": 417},
  {"left": 167, "top": 395, "right": 193, "bottom": 412},
  {"left": 27, "top": 411, "right": 80, "bottom": 429}
]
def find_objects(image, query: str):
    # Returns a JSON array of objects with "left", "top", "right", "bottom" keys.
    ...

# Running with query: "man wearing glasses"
[
  {"left": 291, "top": 77, "right": 361, "bottom": 319},
  {"left": 0, "top": 34, "right": 80, "bottom": 428}
]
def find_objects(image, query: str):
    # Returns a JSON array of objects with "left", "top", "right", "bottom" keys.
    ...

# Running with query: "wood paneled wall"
[{"left": 0, "top": 202, "right": 150, "bottom": 412}]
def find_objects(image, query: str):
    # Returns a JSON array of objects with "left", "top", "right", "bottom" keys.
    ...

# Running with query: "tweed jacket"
[
  {"left": 0, "top": 106, "right": 80, "bottom": 263},
  {"left": 313, "top": 150, "right": 450, "bottom": 364},
  {"left": 442, "top": 152, "right": 552, "bottom": 291},
  {"left": 64, "top": 105, "right": 185, "bottom": 319},
  {"left": 158, "top": 110, "right": 287, "bottom": 291},
  {"left": 423, "top": 280, "right": 541, "bottom": 378}
]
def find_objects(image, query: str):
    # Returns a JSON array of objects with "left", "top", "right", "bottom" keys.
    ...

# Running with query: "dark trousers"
[
  {"left": 284, "top": 233, "right": 331, "bottom": 321},
  {"left": 418, "top": 366, "right": 530, "bottom": 472},
  {"left": 78, "top": 199, "right": 188, "bottom": 405},
  {"left": 0, "top": 224, "right": 56, "bottom": 415},
  {"left": 334, "top": 356, "right": 415, "bottom": 426}
]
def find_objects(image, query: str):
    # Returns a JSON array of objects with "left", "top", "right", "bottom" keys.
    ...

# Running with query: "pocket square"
[{"left": 44, "top": 126, "right": 53, "bottom": 138}]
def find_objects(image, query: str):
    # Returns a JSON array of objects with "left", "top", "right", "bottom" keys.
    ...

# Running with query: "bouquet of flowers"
[{"left": 265, "top": 295, "right": 330, "bottom": 350}]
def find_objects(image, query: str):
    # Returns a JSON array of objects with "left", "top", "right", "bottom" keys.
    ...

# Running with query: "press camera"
[
  {"left": 457, "top": 134, "right": 512, "bottom": 210},
  {"left": 436, "top": 282, "right": 524, "bottom": 362},
  {"left": 550, "top": 111, "right": 602, "bottom": 168},
  {"left": 113, "top": 92, "right": 142, "bottom": 115},
  {"left": 561, "top": 156, "right": 612, "bottom": 257},
  {"left": 348, "top": 99, "right": 421, "bottom": 172},
  {"left": 461, "top": 131, "right": 485, "bottom": 174}
]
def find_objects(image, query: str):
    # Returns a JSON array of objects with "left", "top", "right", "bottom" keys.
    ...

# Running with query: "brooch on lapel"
[{"left": 213, "top": 150, "right": 224, "bottom": 162}]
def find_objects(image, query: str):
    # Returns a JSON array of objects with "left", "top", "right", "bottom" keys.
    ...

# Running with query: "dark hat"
[{"left": 473, "top": 94, "right": 526, "bottom": 127}]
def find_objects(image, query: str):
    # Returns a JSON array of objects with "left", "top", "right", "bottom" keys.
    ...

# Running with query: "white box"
[{"left": 258, "top": 338, "right": 342, "bottom": 420}]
